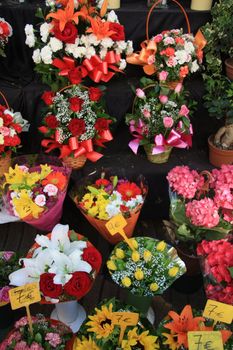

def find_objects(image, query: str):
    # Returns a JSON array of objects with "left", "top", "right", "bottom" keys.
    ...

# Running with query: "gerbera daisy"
[
  {"left": 73, "top": 336, "right": 100, "bottom": 350},
  {"left": 86, "top": 303, "right": 115, "bottom": 339},
  {"left": 117, "top": 182, "right": 141, "bottom": 201},
  {"left": 121, "top": 327, "right": 159, "bottom": 350},
  {"left": 42, "top": 171, "right": 67, "bottom": 191}
]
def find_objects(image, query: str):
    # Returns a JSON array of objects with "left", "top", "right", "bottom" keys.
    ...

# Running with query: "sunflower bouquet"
[
  {"left": 156, "top": 305, "right": 233, "bottom": 350},
  {"left": 70, "top": 170, "right": 147, "bottom": 244},
  {"left": 3, "top": 160, "right": 71, "bottom": 231},
  {"left": 73, "top": 298, "right": 159, "bottom": 350}
]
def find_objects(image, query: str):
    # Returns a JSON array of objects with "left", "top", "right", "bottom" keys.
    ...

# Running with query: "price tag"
[
  {"left": 9, "top": 282, "right": 41, "bottom": 310},
  {"left": 203, "top": 300, "right": 233, "bottom": 324},
  {"left": 112, "top": 311, "right": 139, "bottom": 344},
  {"left": 188, "top": 331, "right": 223, "bottom": 350},
  {"left": 105, "top": 214, "right": 135, "bottom": 250}
]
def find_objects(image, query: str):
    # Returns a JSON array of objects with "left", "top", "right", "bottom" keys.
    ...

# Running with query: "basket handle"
[
  {"left": 0, "top": 91, "right": 10, "bottom": 110},
  {"left": 58, "top": 84, "right": 88, "bottom": 94},
  {"left": 146, "top": 0, "right": 191, "bottom": 41}
]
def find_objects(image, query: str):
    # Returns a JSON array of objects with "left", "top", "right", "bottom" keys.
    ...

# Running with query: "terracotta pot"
[
  {"left": 225, "top": 58, "right": 233, "bottom": 81},
  {"left": 208, "top": 136, "right": 233, "bottom": 167},
  {"left": 191, "top": 0, "right": 213, "bottom": 11},
  {"left": 144, "top": 144, "right": 172, "bottom": 164}
]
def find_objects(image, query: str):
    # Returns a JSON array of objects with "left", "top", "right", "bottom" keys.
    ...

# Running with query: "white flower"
[
  {"left": 0, "top": 117, "right": 3, "bottom": 127},
  {"left": 126, "top": 41, "right": 134, "bottom": 55},
  {"left": 163, "top": 37, "right": 175, "bottom": 45},
  {"left": 43, "top": 184, "right": 58, "bottom": 197},
  {"left": 9, "top": 128, "right": 16, "bottom": 137},
  {"left": 34, "top": 194, "right": 46, "bottom": 207},
  {"left": 106, "top": 202, "right": 121, "bottom": 218},
  {"left": 25, "top": 34, "right": 35, "bottom": 48},
  {"left": 88, "top": 34, "right": 100, "bottom": 46},
  {"left": 99, "top": 48, "right": 107, "bottom": 59},
  {"left": 119, "top": 59, "right": 126, "bottom": 70},
  {"left": 80, "top": 34, "right": 90, "bottom": 46},
  {"left": 49, "top": 37, "right": 63, "bottom": 52},
  {"left": 184, "top": 41, "right": 195, "bottom": 54},
  {"left": 25, "top": 24, "right": 34, "bottom": 36},
  {"left": 46, "top": 0, "right": 55, "bottom": 6},
  {"left": 107, "top": 10, "right": 119, "bottom": 23},
  {"left": 191, "top": 59, "right": 199, "bottom": 73},
  {"left": 40, "top": 45, "right": 53, "bottom": 64},
  {"left": 85, "top": 46, "right": 96, "bottom": 59},
  {"left": 32, "top": 49, "right": 41, "bottom": 64},
  {"left": 40, "top": 22, "right": 52, "bottom": 43},
  {"left": 175, "top": 50, "right": 189, "bottom": 65},
  {"left": 101, "top": 37, "right": 114, "bottom": 49},
  {"left": 0, "top": 135, "right": 4, "bottom": 145},
  {"left": 115, "top": 40, "right": 127, "bottom": 54},
  {"left": 13, "top": 112, "right": 30, "bottom": 131}
]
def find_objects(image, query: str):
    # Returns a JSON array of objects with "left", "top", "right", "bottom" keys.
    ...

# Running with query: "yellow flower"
[
  {"left": 12, "top": 190, "right": 44, "bottom": 219},
  {"left": 115, "top": 248, "right": 125, "bottom": 259},
  {"left": 39, "top": 164, "right": 52, "bottom": 179},
  {"left": 86, "top": 304, "right": 114, "bottom": 339},
  {"left": 130, "top": 238, "right": 138, "bottom": 249},
  {"left": 88, "top": 206, "right": 99, "bottom": 217},
  {"left": 162, "top": 333, "right": 179, "bottom": 350},
  {"left": 73, "top": 337, "right": 100, "bottom": 350},
  {"left": 107, "top": 260, "right": 117, "bottom": 271},
  {"left": 131, "top": 251, "right": 140, "bottom": 262},
  {"left": 168, "top": 266, "right": 179, "bottom": 277},
  {"left": 134, "top": 269, "right": 144, "bottom": 280},
  {"left": 121, "top": 277, "right": 132, "bottom": 287},
  {"left": 4, "top": 165, "right": 25, "bottom": 186},
  {"left": 24, "top": 171, "right": 41, "bottom": 187},
  {"left": 150, "top": 283, "right": 159, "bottom": 292},
  {"left": 143, "top": 250, "right": 152, "bottom": 262},
  {"left": 156, "top": 241, "right": 167, "bottom": 252},
  {"left": 121, "top": 327, "right": 159, "bottom": 350}
]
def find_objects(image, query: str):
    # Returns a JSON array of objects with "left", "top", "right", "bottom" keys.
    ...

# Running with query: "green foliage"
[{"left": 0, "top": 252, "right": 21, "bottom": 288}]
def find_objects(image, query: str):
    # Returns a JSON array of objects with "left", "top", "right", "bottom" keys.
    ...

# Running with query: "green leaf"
[
  {"left": 70, "top": 230, "right": 78, "bottom": 241},
  {"left": 87, "top": 186, "right": 99, "bottom": 195},
  {"left": 170, "top": 199, "right": 189, "bottom": 225},
  {"left": 177, "top": 224, "right": 191, "bottom": 238},
  {"left": 113, "top": 176, "right": 118, "bottom": 188},
  {"left": 228, "top": 267, "right": 233, "bottom": 278},
  {"left": 35, "top": 7, "right": 44, "bottom": 19}
]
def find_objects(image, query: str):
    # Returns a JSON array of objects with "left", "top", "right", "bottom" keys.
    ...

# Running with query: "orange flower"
[
  {"left": 42, "top": 171, "right": 67, "bottom": 191},
  {"left": 164, "top": 305, "right": 205, "bottom": 348},
  {"left": 86, "top": 17, "right": 116, "bottom": 40},
  {"left": 46, "top": 0, "right": 80, "bottom": 31},
  {"left": 75, "top": 5, "right": 96, "bottom": 21},
  {"left": 179, "top": 65, "right": 189, "bottom": 78}
]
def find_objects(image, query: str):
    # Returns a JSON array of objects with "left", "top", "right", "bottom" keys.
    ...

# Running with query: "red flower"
[
  {"left": 11, "top": 123, "right": 22, "bottom": 134},
  {"left": 82, "top": 246, "right": 102, "bottom": 271},
  {"left": 0, "top": 145, "right": 5, "bottom": 153},
  {"left": 68, "top": 66, "right": 87, "bottom": 84},
  {"left": 0, "top": 22, "right": 11, "bottom": 37},
  {"left": 88, "top": 87, "right": 103, "bottom": 102},
  {"left": 69, "top": 97, "right": 84, "bottom": 112},
  {"left": 68, "top": 119, "right": 85, "bottom": 136},
  {"left": 64, "top": 271, "right": 92, "bottom": 299},
  {"left": 109, "top": 22, "right": 125, "bottom": 41},
  {"left": 39, "top": 273, "right": 62, "bottom": 299},
  {"left": 2, "top": 114, "right": 13, "bottom": 126},
  {"left": 117, "top": 182, "right": 142, "bottom": 201},
  {"left": 95, "top": 118, "right": 111, "bottom": 131},
  {"left": 42, "top": 91, "right": 55, "bottom": 106},
  {"left": 45, "top": 114, "right": 59, "bottom": 129},
  {"left": 120, "top": 204, "right": 129, "bottom": 212},
  {"left": 4, "top": 135, "right": 20, "bottom": 147},
  {"left": 53, "top": 22, "right": 78, "bottom": 44},
  {"left": 179, "top": 66, "right": 189, "bottom": 78},
  {"left": 164, "top": 47, "right": 175, "bottom": 57},
  {"left": 175, "top": 37, "right": 185, "bottom": 45},
  {"left": 95, "top": 178, "right": 110, "bottom": 187},
  {"left": 0, "top": 105, "right": 6, "bottom": 114}
]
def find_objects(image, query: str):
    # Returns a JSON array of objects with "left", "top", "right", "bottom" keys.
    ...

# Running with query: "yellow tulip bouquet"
[{"left": 73, "top": 298, "right": 159, "bottom": 350}]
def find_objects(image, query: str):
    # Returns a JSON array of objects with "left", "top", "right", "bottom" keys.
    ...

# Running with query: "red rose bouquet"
[
  {"left": 39, "top": 85, "right": 114, "bottom": 169},
  {"left": 3, "top": 157, "right": 71, "bottom": 231},
  {"left": 0, "top": 18, "right": 12, "bottom": 57},
  {"left": 9, "top": 224, "right": 102, "bottom": 303},
  {"left": 24, "top": 0, "right": 133, "bottom": 89},
  {"left": 197, "top": 239, "right": 233, "bottom": 305}
]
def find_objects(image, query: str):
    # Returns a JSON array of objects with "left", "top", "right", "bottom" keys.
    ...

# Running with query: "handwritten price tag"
[
  {"left": 105, "top": 214, "right": 135, "bottom": 250},
  {"left": 112, "top": 311, "right": 139, "bottom": 344},
  {"left": 203, "top": 300, "right": 233, "bottom": 324},
  {"left": 9, "top": 282, "right": 41, "bottom": 310},
  {"left": 188, "top": 331, "right": 223, "bottom": 350}
]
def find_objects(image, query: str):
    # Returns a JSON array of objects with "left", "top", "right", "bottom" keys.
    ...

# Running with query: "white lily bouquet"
[{"left": 9, "top": 224, "right": 102, "bottom": 303}]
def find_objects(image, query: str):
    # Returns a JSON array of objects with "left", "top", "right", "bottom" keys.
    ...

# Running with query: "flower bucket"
[
  {"left": 225, "top": 58, "right": 233, "bottom": 81},
  {"left": 0, "top": 151, "right": 11, "bottom": 178},
  {"left": 144, "top": 144, "right": 172, "bottom": 164},
  {"left": 62, "top": 154, "right": 87, "bottom": 170},
  {"left": 191, "top": 0, "right": 213, "bottom": 11},
  {"left": 208, "top": 136, "right": 233, "bottom": 167}
]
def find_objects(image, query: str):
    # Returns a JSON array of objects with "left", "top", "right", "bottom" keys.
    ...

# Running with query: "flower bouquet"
[
  {"left": 3, "top": 158, "right": 71, "bottom": 231},
  {"left": 0, "top": 18, "right": 12, "bottom": 57},
  {"left": 39, "top": 85, "right": 114, "bottom": 169},
  {"left": 156, "top": 304, "right": 232, "bottom": 350},
  {"left": 197, "top": 239, "right": 233, "bottom": 305},
  {"left": 0, "top": 315, "right": 74, "bottom": 350},
  {"left": 0, "top": 95, "right": 29, "bottom": 177},
  {"left": 125, "top": 80, "right": 193, "bottom": 163},
  {"left": 9, "top": 224, "right": 102, "bottom": 331},
  {"left": 107, "top": 237, "right": 186, "bottom": 315},
  {"left": 73, "top": 298, "right": 159, "bottom": 350},
  {"left": 70, "top": 170, "right": 147, "bottom": 244},
  {"left": 24, "top": 0, "right": 133, "bottom": 89}
]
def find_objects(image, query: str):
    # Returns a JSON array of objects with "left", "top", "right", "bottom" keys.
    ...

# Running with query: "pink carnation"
[
  {"left": 211, "top": 165, "right": 233, "bottom": 188},
  {"left": 154, "top": 34, "right": 163, "bottom": 43},
  {"left": 45, "top": 333, "right": 62, "bottom": 347},
  {"left": 7, "top": 331, "right": 21, "bottom": 346},
  {"left": 14, "top": 341, "right": 29, "bottom": 350},
  {"left": 0, "top": 340, "right": 8, "bottom": 350},
  {"left": 15, "top": 316, "right": 37, "bottom": 329},
  {"left": 186, "top": 198, "right": 220, "bottom": 228},
  {"left": 29, "top": 343, "right": 44, "bottom": 350},
  {"left": 214, "top": 184, "right": 233, "bottom": 210},
  {"left": 0, "top": 286, "right": 10, "bottom": 303}
]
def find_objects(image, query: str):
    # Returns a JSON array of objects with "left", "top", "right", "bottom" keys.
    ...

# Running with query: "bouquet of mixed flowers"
[
  {"left": 71, "top": 171, "right": 147, "bottom": 244},
  {"left": 39, "top": 85, "right": 113, "bottom": 169},
  {"left": 9, "top": 224, "right": 102, "bottom": 303},
  {"left": 166, "top": 165, "right": 233, "bottom": 245},
  {"left": 24, "top": 0, "right": 133, "bottom": 89},
  {"left": 0, "top": 315, "right": 74, "bottom": 350},
  {"left": 107, "top": 237, "right": 186, "bottom": 297},
  {"left": 73, "top": 298, "right": 159, "bottom": 350},
  {"left": 0, "top": 18, "right": 12, "bottom": 57},
  {"left": 125, "top": 80, "right": 193, "bottom": 163},
  {"left": 197, "top": 239, "right": 233, "bottom": 305},
  {"left": 156, "top": 304, "right": 232, "bottom": 350},
  {"left": 0, "top": 251, "right": 21, "bottom": 307},
  {"left": 3, "top": 160, "right": 71, "bottom": 231}
]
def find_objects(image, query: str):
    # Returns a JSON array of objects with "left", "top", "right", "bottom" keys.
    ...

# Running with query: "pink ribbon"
[{"left": 128, "top": 119, "right": 145, "bottom": 154}]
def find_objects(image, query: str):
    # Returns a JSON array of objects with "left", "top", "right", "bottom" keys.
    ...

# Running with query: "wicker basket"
[
  {"left": 62, "top": 154, "right": 87, "bottom": 169},
  {"left": 144, "top": 144, "right": 172, "bottom": 163}
]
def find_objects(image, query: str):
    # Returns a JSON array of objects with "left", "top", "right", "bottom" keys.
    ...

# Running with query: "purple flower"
[{"left": 2, "top": 251, "right": 14, "bottom": 261}]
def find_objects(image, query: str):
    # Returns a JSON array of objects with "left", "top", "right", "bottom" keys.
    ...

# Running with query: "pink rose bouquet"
[
  {"left": 166, "top": 165, "right": 233, "bottom": 243},
  {"left": 0, "top": 18, "right": 12, "bottom": 57}
]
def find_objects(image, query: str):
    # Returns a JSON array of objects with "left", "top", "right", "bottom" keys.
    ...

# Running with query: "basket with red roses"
[{"left": 39, "top": 85, "right": 114, "bottom": 169}]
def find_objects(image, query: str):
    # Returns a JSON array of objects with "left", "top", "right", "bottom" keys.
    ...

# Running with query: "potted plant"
[{"left": 202, "top": 0, "right": 233, "bottom": 166}]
